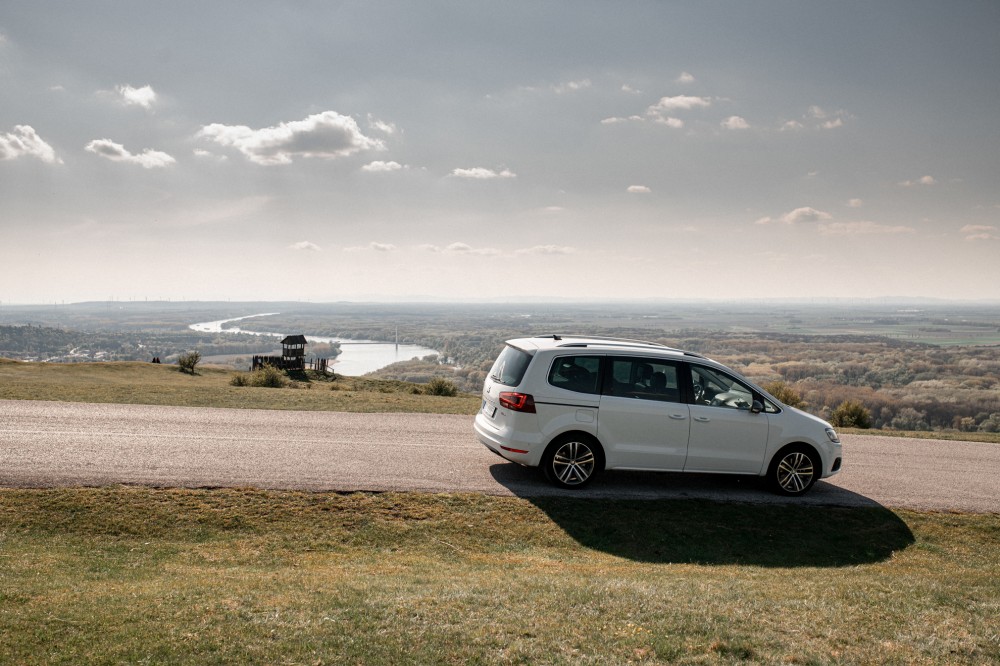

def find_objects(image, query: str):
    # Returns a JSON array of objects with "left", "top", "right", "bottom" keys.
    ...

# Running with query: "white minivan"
[{"left": 474, "top": 335, "right": 842, "bottom": 495}]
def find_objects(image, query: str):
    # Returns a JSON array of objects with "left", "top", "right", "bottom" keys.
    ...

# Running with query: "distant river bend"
[{"left": 189, "top": 314, "right": 439, "bottom": 376}]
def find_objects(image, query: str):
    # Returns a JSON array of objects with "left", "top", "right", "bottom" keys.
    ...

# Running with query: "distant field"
[
  {"left": 4, "top": 358, "right": 999, "bottom": 443},
  {"left": 0, "top": 359, "right": 479, "bottom": 414},
  {"left": 1, "top": 487, "right": 997, "bottom": 665}
]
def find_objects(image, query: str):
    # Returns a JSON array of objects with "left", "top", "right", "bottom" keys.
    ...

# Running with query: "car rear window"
[{"left": 488, "top": 345, "right": 534, "bottom": 387}]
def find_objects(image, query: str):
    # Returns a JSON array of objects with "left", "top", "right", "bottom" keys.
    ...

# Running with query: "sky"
[{"left": 2, "top": 1, "right": 999, "bottom": 304}]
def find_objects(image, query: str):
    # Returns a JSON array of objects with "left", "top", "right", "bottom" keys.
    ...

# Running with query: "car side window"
[
  {"left": 605, "top": 358, "right": 681, "bottom": 403},
  {"left": 690, "top": 365, "right": 756, "bottom": 410},
  {"left": 547, "top": 356, "right": 601, "bottom": 394}
]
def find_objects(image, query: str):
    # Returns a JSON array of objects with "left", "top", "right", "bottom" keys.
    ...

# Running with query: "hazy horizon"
[
  {"left": 2, "top": 2, "right": 999, "bottom": 303},
  {"left": 3, "top": 296, "right": 1000, "bottom": 309}
]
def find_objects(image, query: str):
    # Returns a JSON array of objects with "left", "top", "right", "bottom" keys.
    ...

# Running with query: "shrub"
[
  {"left": 425, "top": 377, "right": 458, "bottom": 397},
  {"left": 761, "top": 381, "right": 803, "bottom": 408},
  {"left": 830, "top": 400, "right": 872, "bottom": 429},
  {"left": 230, "top": 365, "right": 288, "bottom": 388},
  {"left": 178, "top": 351, "right": 201, "bottom": 375},
  {"left": 890, "top": 407, "right": 929, "bottom": 431},
  {"left": 979, "top": 413, "right": 1000, "bottom": 433},
  {"left": 250, "top": 364, "right": 288, "bottom": 388}
]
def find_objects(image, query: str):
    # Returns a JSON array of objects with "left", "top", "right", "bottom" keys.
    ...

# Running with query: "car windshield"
[{"left": 488, "top": 345, "right": 533, "bottom": 386}]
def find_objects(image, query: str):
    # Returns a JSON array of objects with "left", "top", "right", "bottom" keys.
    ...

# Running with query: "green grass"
[
  {"left": 0, "top": 358, "right": 479, "bottom": 414},
  {"left": 0, "top": 487, "right": 997, "bottom": 664}
]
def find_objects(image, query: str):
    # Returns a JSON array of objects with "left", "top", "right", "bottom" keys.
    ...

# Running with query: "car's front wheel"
[
  {"left": 542, "top": 435, "right": 601, "bottom": 489},
  {"left": 768, "top": 445, "right": 820, "bottom": 496}
]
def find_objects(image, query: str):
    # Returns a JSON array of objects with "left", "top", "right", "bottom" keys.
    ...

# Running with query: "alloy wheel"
[
  {"left": 776, "top": 451, "right": 815, "bottom": 494},
  {"left": 551, "top": 440, "right": 596, "bottom": 486}
]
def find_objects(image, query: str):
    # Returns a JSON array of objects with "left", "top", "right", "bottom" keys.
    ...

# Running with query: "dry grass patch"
[
  {"left": 0, "top": 359, "right": 479, "bottom": 414},
  {"left": 1, "top": 487, "right": 997, "bottom": 664}
]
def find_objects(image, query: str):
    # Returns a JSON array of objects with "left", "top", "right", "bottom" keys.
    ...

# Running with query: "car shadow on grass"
[{"left": 489, "top": 463, "right": 915, "bottom": 567}]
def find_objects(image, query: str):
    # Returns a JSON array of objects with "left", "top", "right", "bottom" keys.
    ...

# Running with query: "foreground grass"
[
  {"left": 0, "top": 359, "right": 479, "bottom": 414},
  {"left": 1, "top": 488, "right": 997, "bottom": 665}
]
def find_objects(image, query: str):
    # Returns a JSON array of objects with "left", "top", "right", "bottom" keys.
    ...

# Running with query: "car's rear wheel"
[
  {"left": 542, "top": 434, "right": 601, "bottom": 489},
  {"left": 768, "top": 445, "right": 820, "bottom": 496}
]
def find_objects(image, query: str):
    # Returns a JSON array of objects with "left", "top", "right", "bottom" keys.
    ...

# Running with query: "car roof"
[{"left": 507, "top": 335, "right": 708, "bottom": 360}]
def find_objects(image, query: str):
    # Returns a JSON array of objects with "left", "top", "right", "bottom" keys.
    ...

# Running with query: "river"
[{"left": 189, "top": 314, "right": 440, "bottom": 376}]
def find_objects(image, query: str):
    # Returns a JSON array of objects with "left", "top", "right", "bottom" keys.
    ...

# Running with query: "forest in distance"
[{"left": 2, "top": 300, "right": 999, "bottom": 434}]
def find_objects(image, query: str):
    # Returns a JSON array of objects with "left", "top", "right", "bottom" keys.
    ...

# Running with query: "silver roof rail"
[{"left": 535, "top": 334, "right": 706, "bottom": 359}]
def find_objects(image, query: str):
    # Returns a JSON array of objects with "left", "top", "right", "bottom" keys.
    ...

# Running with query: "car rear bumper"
[{"left": 474, "top": 413, "right": 543, "bottom": 466}]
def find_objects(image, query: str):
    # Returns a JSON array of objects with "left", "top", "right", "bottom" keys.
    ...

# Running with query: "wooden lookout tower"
[{"left": 281, "top": 335, "right": 307, "bottom": 370}]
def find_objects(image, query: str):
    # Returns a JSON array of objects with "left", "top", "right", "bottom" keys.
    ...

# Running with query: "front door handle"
[{"left": 693, "top": 416, "right": 711, "bottom": 422}]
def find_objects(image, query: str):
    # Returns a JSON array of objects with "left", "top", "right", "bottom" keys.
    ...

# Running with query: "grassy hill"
[{"left": 0, "top": 358, "right": 479, "bottom": 414}]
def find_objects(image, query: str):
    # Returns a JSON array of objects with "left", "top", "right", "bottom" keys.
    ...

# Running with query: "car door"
[
  {"left": 684, "top": 364, "right": 770, "bottom": 474},
  {"left": 597, "top": 357, "right": 690, "bottom": 470}
]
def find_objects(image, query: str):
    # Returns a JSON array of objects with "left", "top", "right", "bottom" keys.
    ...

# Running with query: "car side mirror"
[{"left": 750, "top": 400, "right": 764, "bottom": 414}]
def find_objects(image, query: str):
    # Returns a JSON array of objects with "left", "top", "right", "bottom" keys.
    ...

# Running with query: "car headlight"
[{"left": 825, "top": 427, "right": 841, "bottom": 444}]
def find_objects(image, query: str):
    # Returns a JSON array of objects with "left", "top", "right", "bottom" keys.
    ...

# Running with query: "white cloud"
[
  {"left": 601, "top": 115, "right": 646, "bottom": 125},
  {"left": 900, "top": 175, "right": 936, "bottom": 187},
  {"left": 721, "top": 115, "right": 749, "bottom": 130},
  {"left": 515, "top": 245, "right": 576, "bottom": 255},
  {"left": 85, "top": 139, "right": 175, "bottom": 168},
  {"left": 847, "top": 198, "right": 864, "bottom": 208},
  {"left": 781, "top": 120, "right": 804, "bottom": 131},
  {"left": 961, "top": 224, "right": 999, "bottom": 241},
  {"left": 621, "top": 84, "right": 641, "bottom": 94},
  {"left": 645, "top": 95, "right": 709, "bottom": 127},
  {"left": 817, "top": 221, "right": 914, "bottom": 236},
  {"left": 781, "top": 207, "right": 832, "bottom": 224},
  {"left": 651, "top": 116, "right": 684, "bottom": 128},
  {"left": 676, "top": 72, "right": 695, "bottom": 84},
  {"left": 343, "top": 242, "right": 397, "bottom": 253},
  {"left": 757, "top": 206, "right": 833, "bottom": 225},
  {"left": 193, "top": 148, "right": 228, "bottom": 162},
  {"left": 367, "top": 115, "right": 398, "bottom": 135},
  {"left": 553, "top": 79, "right": 592, "bottom": 94},
  {"left": 450, "top": 167, "right": 516, "bottom": 179},
  {"left": 627, "top": 185, "right": 651, "bottom": 194},
  {"left": 198, "top": 111, "right": 384, "bottom": 165},
  {"left": 289, "top": 241, "right": 322, "bottom": 251},
  {"left": 116, "top": 84, "right": 157, "bottom": 109},
  {"left": 362, "top": 160, "right": 405, "bottom": 172},
  {"left": 649, "top": 95, "right": 711, "bottom": 112},
  {"left": 444, "top": 242, "right": 501, "bottom": 255},
  {"left": 804, "top": 106, "right": 850, "bottom": 130},
  {"left": 0, "top": 125, "right": 62, "bottom": 164},
  {"left": 420, "top": 242, "right": 571, "bottom": 256}
]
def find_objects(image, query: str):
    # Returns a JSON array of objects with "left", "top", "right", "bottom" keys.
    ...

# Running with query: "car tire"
[
  {"left": 542, "top": 434, "right": 602, "bottom": 489},
  {"left": 767, "top": 445, "right": 820, "bottom": 496}
]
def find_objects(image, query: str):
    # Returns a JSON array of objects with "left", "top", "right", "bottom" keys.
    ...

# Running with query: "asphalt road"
[{"left": 2, "top": 399, "right": 997, "bottom": 512}]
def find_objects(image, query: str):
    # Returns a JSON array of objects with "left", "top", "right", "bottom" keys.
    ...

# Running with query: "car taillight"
[{"left": 498, "top": 391, "right": 536, "bottom": 413}]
